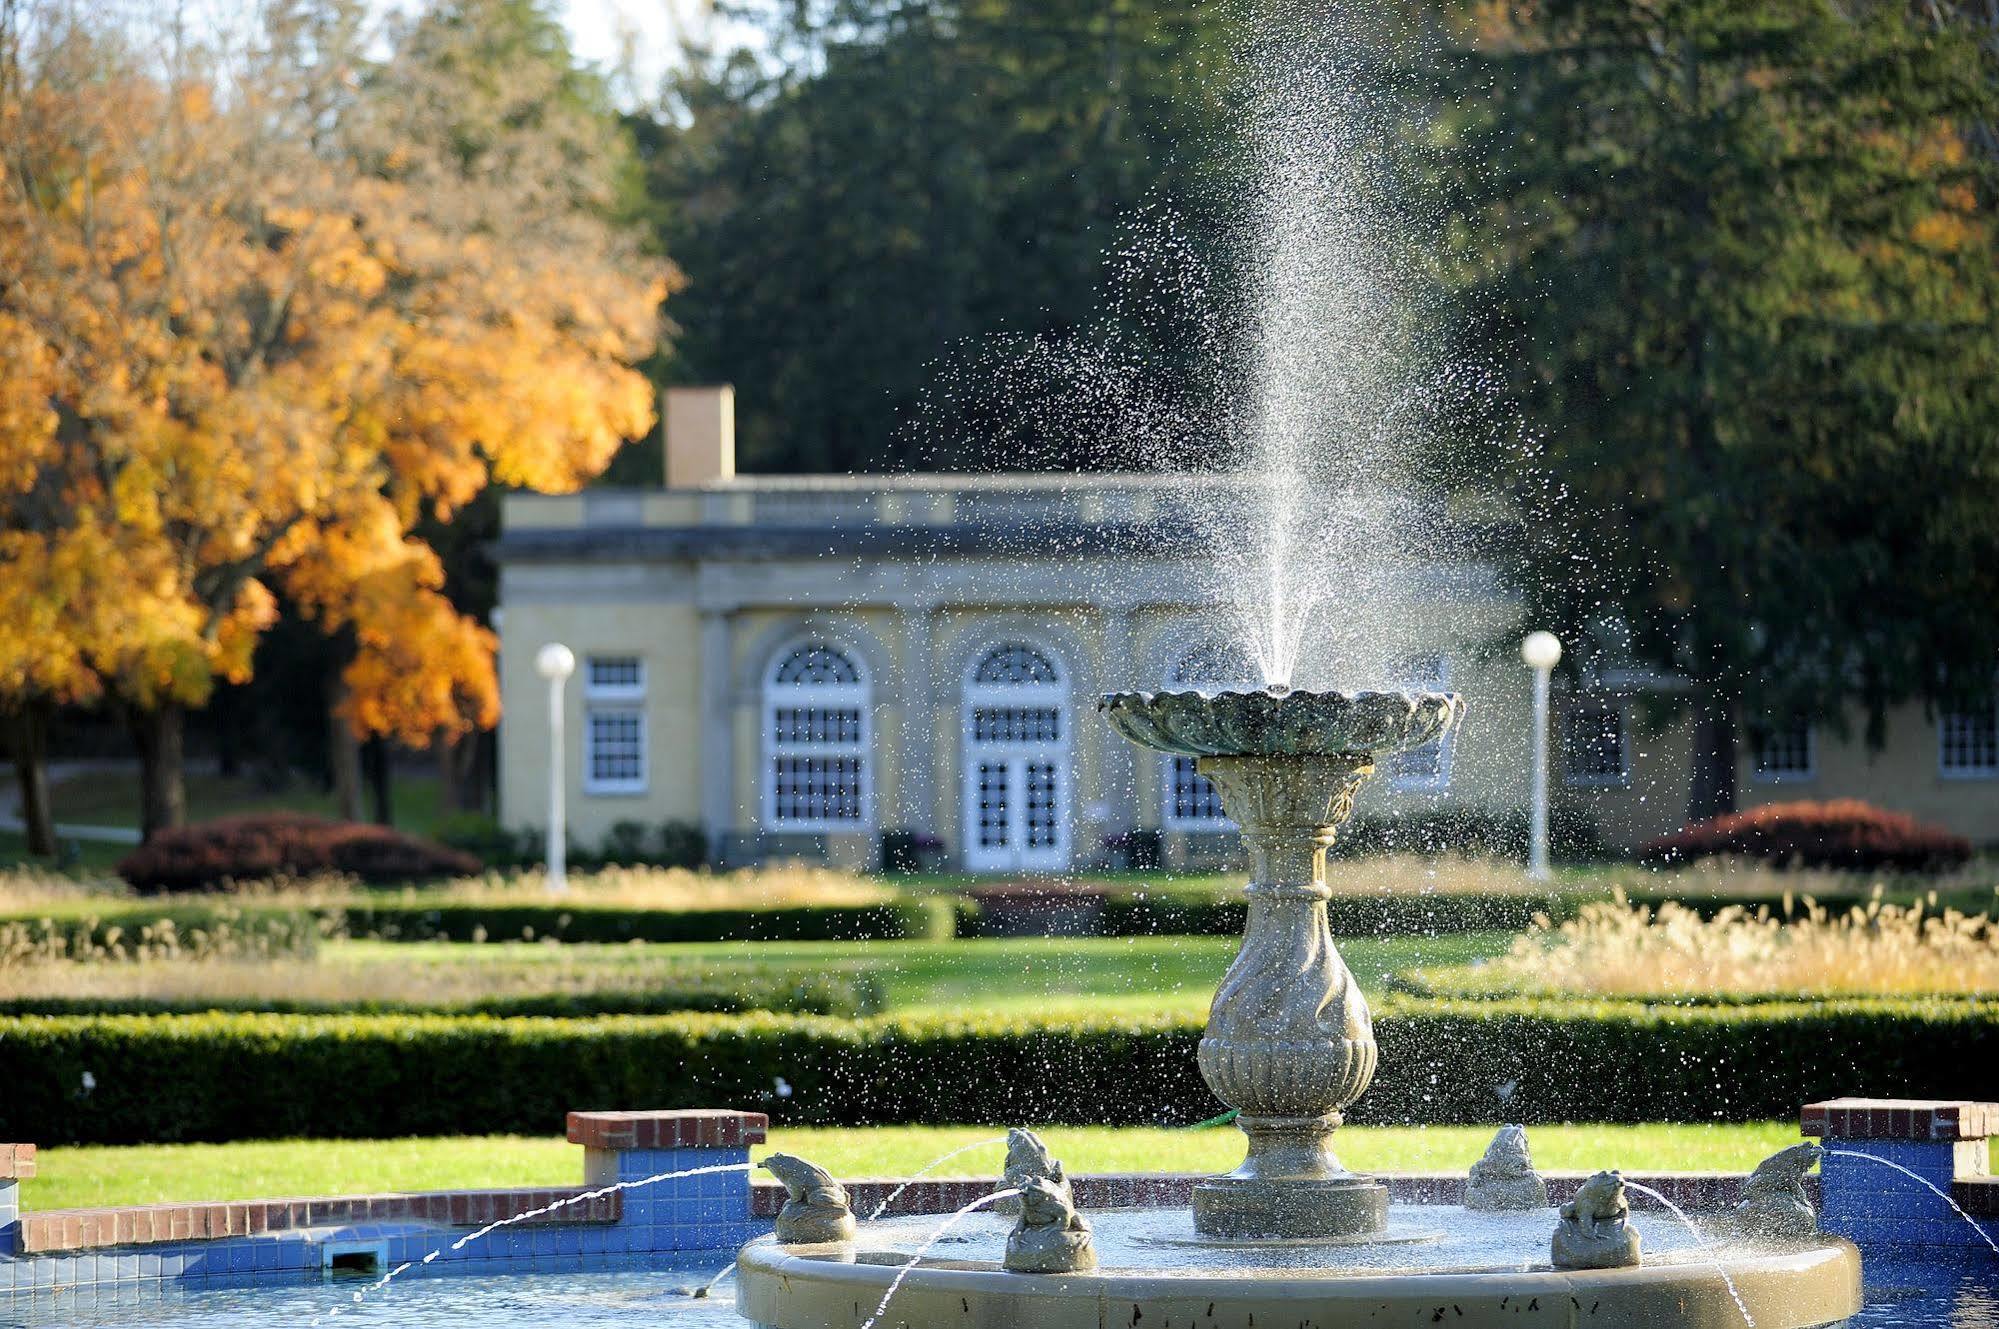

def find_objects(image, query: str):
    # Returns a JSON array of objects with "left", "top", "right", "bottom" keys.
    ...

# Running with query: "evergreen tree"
[{"left": 1435, "top": 0, "right": 1999, "bottom": 817}]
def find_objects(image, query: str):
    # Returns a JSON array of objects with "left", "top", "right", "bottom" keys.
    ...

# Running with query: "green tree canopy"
[{"left": 1434, "top": 0, "right": 1999, "bottom": 815}]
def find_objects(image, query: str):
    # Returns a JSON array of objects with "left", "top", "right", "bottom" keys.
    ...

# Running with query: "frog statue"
[
  {"left": 1725, "top": 1143, "right": 1823, "bottom": 1242},
  {"left": 1551, "top": 1170, "right": 1643, "bottom": 1270},
  {"left": 994, "top": 1127, "right": 1071, "bottom": 1216},
  {"left": 1464, "top": 1124, "right": 1549, "bottom": 1211},
  {"left": 1004, "top": 1176, "right": 1097, "bottom": 1274},
  {"left": 762, "top": 1153, "right": 857, "bottom": 1245}
]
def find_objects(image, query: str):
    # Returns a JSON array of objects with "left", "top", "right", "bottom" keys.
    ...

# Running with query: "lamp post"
[
  {"left": 1520, "top": 631, "right": 1562, "bottom": 881},
  {"left": 534, "top": 643, "right": 576, "bottom": 893}
]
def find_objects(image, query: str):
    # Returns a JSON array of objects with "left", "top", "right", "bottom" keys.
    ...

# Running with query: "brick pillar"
[
  {"left": 1803, "top": 1098, "right": 1995, "bottom": 1253},
  {"left": 0, "top": 1144, "right": 34, "bottom": 1255},
  {"left": 567, "top": 1109, "right": 767, "bottom": 1251}
]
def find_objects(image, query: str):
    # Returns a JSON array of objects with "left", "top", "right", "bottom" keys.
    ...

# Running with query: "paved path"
[{"left": 0, "top": 760, "right": 144, "bottom": 844}]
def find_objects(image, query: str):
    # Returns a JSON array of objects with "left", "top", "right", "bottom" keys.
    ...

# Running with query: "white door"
[{"left": 962, "top": 643, "right": 1070, "bottom": 872}]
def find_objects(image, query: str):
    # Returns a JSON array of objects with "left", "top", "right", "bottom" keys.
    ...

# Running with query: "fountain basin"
[
  {"left": 1098, "top": 687, "right": 1460, "bottom": 757},
  {"left": 735, "top": 1206, "right": 1863, "bottom": 1329}
]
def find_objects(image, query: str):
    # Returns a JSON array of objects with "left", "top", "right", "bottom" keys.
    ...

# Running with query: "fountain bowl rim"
[{"left": 1097, "top": 686, "right": 1462, "bottom": 758}]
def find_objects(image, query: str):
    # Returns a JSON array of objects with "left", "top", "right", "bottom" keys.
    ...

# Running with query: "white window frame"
[
  {"left": 1751, "top": 720, "right": 1817, "bottom": 785},
  {"left": 1939, "top": 701, "right": 1999, "bottom": 780},
  {"left": 1389, "top": 654, "right": 1456, "bottom": 794},
  {"left": 1563, "top": 701, "right": 1632, "bottom": 789},
  {"left": 761, "top": 641, "right": 874, "bottom": 832},
  {"left": 582, "top": 656, "right": 648, "bottom": 796},
  {"left": 961, "top": 641, "right": 1072, "bottom": 872},
  {"left": 1160, "top": 641, "right": 1251, "bottom": 832}
]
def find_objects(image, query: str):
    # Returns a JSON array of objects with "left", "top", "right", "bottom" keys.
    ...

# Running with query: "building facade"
[{"left": 492, "top": 388, "right": 1997, "bottom": 868}]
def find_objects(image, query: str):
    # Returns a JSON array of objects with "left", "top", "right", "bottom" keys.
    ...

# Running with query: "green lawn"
[
  {"left": 338, "top": 932, "right": 1512, "bottom": 1016},
  {"left": 21, "top": 1122, "right": 1803, "bottom": 1212},
  {"left": 27, "top": 771, "right": 448, "bottom": 837}
]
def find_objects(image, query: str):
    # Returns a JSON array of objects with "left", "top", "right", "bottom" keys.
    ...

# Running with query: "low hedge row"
[
  {"left": 4, "top": 998, "right": 1989, "bottom": 1144},
  {"left": 0, "top": 973, "right": 883, "bottom": 1021},
  {"left": 7, "top": 899, "right": 956, "bottom": 954}
]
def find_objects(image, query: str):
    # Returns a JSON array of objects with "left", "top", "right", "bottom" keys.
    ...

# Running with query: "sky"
[{"left": 552, "top": 0, "right": 766, "bottom": 96}]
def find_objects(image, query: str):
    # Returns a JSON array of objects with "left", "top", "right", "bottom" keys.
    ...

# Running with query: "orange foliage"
[{"left": 0, "top": 10, "right": 666, "bottom": 741}]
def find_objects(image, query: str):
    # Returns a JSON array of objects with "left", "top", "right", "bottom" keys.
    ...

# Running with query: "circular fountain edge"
[{"left": 734, "top": 1230, "right": 1863, "bottom": 1329}]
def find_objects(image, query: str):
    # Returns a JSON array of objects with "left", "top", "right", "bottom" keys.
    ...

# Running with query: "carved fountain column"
[{"left": 1190, "top": 751, "right": 1387, "bottom": 1239}]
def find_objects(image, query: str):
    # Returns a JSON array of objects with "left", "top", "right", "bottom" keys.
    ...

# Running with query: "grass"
[
  {"left": 1408, "top": 894, "right": 1999, "bottom": 1000},
  {"left": 0, "top": 933, "right": 1514, "bottom": 1016},
  {"left": 19, "top": 1122, "right": 1804, "bottom": 1213}
]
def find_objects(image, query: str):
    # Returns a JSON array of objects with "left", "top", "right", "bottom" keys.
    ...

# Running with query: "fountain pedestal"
[{"left": 1189, "top": 752, "right": 1386, "bottom": 1240}]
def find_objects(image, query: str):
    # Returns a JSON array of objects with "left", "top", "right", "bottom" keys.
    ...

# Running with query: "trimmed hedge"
[
  {"left": 3, "top": 997, "right": 1989, "bottom": 1144},
  {"left": 1, "top": 898, "right": 955, "bottom": 954}
]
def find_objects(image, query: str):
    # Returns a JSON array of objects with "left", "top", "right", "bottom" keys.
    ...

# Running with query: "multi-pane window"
[
  {"left": 1564, "top": 703, "right": 1630, "bottom": 787},
  {"left": 583, "top": 656, "right": 646, "bottom": 794},
  {"left": 1388, "top": 654, "right": 1455, "bottom": 793},
  {"left": 764, "top": 643, "right": 870, "bottom": 828},
  {"left": 1753, "top": 721, "right": 1816, "bottom": 783},
  {"left": 1162, "top": 641, "right": 1254, "bottom": 830},
  {"left": 1940, "top": 704, "right": 1998, "bottom": 778}
]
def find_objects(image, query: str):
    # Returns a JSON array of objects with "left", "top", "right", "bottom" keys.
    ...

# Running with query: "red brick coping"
[
  {"left": 0, "top": 1145, "right": 33, "bottom": 1181},
  {"left": 15, "top": 1188, "right": 620, "bottom": 1255},
  {"left": 1802, "top": 1097, "right": 1999, "bottom": 1143},
  {"left": 567, "top": 1109, "right": 767, "bottom": 1151}
]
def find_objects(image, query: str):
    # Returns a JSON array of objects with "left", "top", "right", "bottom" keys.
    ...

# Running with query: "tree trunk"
[
  {"left": 7, "top": 701, "right": 56, "bottom": 857},
  {"left": 327, "top": 676, "right": 362, "bottom": 823},
  {"left": 436, "top": 729, "right": 488, "bottom": 816},
  {"left": 130, "top": 703, "right": 186, "bottom": 841},
  {"left": 1685, "top": 700, "right": 1739, "bottom": 824},
  {"left": 364, "top": 737, "right": 393, "bottom": 826}
]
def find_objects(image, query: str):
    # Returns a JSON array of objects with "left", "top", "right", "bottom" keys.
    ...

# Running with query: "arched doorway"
[{"left": 961, "top": 641, "right": 1070, "bottom": 872}]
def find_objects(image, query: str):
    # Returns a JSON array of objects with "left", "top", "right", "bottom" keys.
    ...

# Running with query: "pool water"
[{"left": 0, "top": 1251, "right": 1991, "bottom": 1327}]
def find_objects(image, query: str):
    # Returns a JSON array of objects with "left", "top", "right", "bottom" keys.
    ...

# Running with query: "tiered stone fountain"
[{"left": 735, "top": 686, "right": 1864, "bottom": 1329}]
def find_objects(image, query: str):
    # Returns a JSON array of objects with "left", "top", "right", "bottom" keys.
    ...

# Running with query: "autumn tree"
[
  {"left": 0, "top": 0, "right": 668, "bottom": 838},
  {"left": 1434, "top": 0, "right": 1999, "bottom": 819}
]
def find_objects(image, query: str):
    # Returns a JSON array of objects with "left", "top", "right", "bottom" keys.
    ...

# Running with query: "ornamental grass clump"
[{"left": 1454, "top": 892, "right": 1999, "bottom": 1000}]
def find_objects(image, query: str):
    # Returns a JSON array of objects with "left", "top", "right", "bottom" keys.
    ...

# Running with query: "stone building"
[{"left": 491, "top": 388, "right": 1997, "bottom": 869}]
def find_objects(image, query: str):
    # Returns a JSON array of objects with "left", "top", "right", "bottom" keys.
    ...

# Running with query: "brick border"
[
  {"left": 567, "top": 1109, "right": 768, "bottom": 1151},
  {"left": 1802, "top": 1098, "right": 1998, "bottom": 1143},
  {"left": 16, "top": 1188, "right": 620, "bottom": 1255},
  {"left": 0, "top": 1146, "right": 33, "bottom": 1182}
]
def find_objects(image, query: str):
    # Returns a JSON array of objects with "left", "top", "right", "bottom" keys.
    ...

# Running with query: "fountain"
[{"left": 734, "top": 683, "right": 1865, "bottom": 1329}]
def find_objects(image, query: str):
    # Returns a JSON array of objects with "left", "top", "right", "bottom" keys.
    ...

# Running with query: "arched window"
[
  {"left": 962, "top": 641, "right": 1070, "bottom": 871},
  {"left": 1388, "top": 654, "right": 1456, "bottom": 793},
  {"left": 1163, "top": 642, "right": 1254, "bottom": 830},
  {"left": 763, "top": 643, "right": 871, "bottom": 829}
]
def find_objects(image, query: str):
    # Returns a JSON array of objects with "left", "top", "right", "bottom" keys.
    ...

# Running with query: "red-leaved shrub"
[
  {"left": 1640, "top": 799, "right": 1972, "bottom": 872},
  {"left": 117, "top": 812, "right": 480, "bottom": 894}
]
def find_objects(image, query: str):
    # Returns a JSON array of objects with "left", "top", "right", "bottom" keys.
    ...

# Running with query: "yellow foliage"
[{"left": 0, "top": 18, "right": 668, "bottom": 741}]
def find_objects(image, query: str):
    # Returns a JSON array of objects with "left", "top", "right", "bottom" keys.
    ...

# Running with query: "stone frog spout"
[
  {"left": 1551, "top": 1169, "right": 1643, "bottom": 1270},
  {"left": 995, "top": 1127, "right": 1069, "bottom": 1215},
  {"left": 763, "top": 1152, "right": 857, "bottom": 1245},
  {"left": 1465, "top": 1123, "right": 1549, "bottom": 1211},
  {"left": 1727, "top": 1142, "right": 1823, "bottom": 1241},
  {"left": 1004, "top": 1176, "right": 1096, "bottom": 1274}
]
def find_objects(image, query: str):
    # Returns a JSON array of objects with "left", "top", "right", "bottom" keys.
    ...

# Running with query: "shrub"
[
  {"left": 336, "top": 898, "right": 955, "bottom": 944},
  {"left": 1103, "top": 830, "right": 1164, "bottom": 871},
  {"left": 1641, "top": 800, "right": 1973, "bottom": 872},
  {"left": 116, "top": 814, "right": 480, "bottom": 893},
  {"left": 431, "top": 814, "right": 536, "bottom": 869},
  {"left": 0, "top": 997, "right": 1987, "bottom": 1144},
  {"left": 657, "top": 821, "right": 708, "bottom": 870},
  {"left": 878, "top": 829, "right": 945, "bottom": 875},
  {"left": 602, "top": 820, "right": 650, "bottom": 867}
]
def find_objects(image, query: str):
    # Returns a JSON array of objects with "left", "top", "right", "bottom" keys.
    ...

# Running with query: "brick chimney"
[{"left": 664, "top": 385, "right": 736, "bottom": 489}]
